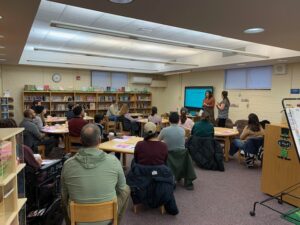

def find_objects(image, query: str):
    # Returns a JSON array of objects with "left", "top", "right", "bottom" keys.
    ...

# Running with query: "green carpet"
[{"left": 281, "top": 208, "right": 300, "bottom": 225}]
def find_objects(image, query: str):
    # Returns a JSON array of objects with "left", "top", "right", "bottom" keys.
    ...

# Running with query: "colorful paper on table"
[
  {"left": 114, "top": 144, "right": 135, "bottom": 150},
  {"left": 112, "top": 139, "right": 128, "bottom": 143}
]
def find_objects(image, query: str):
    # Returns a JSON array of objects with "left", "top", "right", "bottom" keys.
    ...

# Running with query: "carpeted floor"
[{"left": 120, "top": 157, "right": 293, "bottom": 225}]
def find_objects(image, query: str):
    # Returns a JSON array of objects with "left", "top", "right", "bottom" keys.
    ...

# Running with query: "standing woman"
[
  {"left": 203, "top": 90, "right": 215, "bottom": 124},
  {"left": 216, "top": 91, "right": 230, "bottom": 127}
]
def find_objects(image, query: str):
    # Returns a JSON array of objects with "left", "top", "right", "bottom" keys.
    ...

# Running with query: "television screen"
[{"left": 184, "top": 86, "right": 213, "bottom": 109}]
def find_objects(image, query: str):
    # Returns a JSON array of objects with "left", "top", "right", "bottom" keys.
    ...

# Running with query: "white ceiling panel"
[{"left": 19, "top": 0, "right": 300, "bottom": 74}]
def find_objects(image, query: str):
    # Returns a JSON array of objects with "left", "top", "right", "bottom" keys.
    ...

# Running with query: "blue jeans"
[
  {"left": 109, "top": 115, "right": 118, "bottom": 121},
  {"left": 229, "top": 139, "right": 245, "bottom": 156}
]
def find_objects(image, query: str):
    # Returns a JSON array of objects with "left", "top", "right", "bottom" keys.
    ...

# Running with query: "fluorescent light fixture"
[
  {"left": 164, "top": 70, "right": 192, "bottom": 76},
  {"left": 278, "top": 59, "right": 288, "bottom": 62},
  {"left": 33, "top": 47, "right": 199, "bottom": 67},
  {"left": 0, "top": 16, "right": 2, "bottom": 20},
  {"left": 0, "top": 59, "right": 6, "bottom": 61},
  {"left": 0, "top": 46, "right": 5, "bottom": 49},
  {"left": 26, "top": 59, "right": 159, "bottom": 73},
  {"left": 109, "top": 0, "right": 133, "bottom": 3},
  {"left": 50, "top": 21, "right": 269, "bottom": 59},
  {"left": 0, "top": 35, "right": 4, "bottom": 38},
  {"left": 244, "top": 27, "right": 265, "bottom": 34}
]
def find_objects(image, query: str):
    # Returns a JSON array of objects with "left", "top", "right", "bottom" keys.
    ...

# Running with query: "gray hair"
[{"left": 80, "top": 124, "right": 101, "bottom": 147}]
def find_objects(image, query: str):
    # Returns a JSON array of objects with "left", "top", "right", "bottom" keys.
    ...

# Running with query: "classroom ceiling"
[{"left": 2, "top": 0, "right": 300, "bottom": 74}]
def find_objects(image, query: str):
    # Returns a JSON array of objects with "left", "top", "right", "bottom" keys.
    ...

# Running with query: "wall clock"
[{"left": 52, "top": 73, "right": 61, "bottom": 83}]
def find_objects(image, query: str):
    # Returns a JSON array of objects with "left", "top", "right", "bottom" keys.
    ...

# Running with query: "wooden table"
[
  {"left": 214, "top": 127, "right": 239, "bottom": 162},
  {"left": 45, "top": 117, "right": 67, "bottom": 124},
  {"left": 99, "top": 136, "right": 143, "bottom": 167},
  {"left": 41, "top": 125, "right": 69, "bottom": 152},
  {"left": 130, "top": 113, "right": 143, "bottom": 118},
  {"left": 84, "top": 116, "right": 94, "bottom": 121}
]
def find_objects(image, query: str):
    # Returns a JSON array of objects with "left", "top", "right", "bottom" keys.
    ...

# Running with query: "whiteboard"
[{"left": 285, "top": 107, "right": 300, "bottom": 161}]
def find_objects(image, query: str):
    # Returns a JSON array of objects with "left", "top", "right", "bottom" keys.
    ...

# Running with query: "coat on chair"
[{"left": 186, "top": 136, "right": 225, "bottom": 171}]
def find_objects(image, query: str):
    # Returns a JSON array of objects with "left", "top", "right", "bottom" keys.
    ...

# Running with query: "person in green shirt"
[
  {"left": 191, "top": 111, "right": 215, "bottom": 138},
  {"left": 61, "top": 124, "right": 130, "bottom": 225}
]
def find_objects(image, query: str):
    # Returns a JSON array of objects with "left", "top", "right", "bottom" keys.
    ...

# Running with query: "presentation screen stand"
[{"left": 249, "top": 98, "right": 300, "bottom": 223}]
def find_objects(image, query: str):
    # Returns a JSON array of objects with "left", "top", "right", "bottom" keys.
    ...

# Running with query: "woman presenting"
[
  {"left": 203, "top": 90, "right": 215, "bottom": 124},
  {"left": 216, "top": 91, "right": 230, "bottom": 127}
]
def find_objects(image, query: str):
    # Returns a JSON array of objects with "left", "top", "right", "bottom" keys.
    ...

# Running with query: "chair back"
[
  {"left": 234, "top": 119, "right": 248, "bottom": 136},
  {"left": 70, "top": 199, "right": 118, "bottom": 225},
  {"left": 68, "top": 136, "right": 81, "bottom": 153},
  {"left": 184, "top": 129, "right": 191, "bottom": 138},
  {"left": 105, "top": 121, "right": 116, "bottom": 133}
]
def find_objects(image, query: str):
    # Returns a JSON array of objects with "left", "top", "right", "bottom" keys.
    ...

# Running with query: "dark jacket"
[
  {"left": 186, "top": 136, "right": 225, "bottom": 171},
  {"left": 167, "top": 149, "right": 197, "bottom": 186},
  {"left": 126, "top": 163, "right": 179, "bottom": 215}
]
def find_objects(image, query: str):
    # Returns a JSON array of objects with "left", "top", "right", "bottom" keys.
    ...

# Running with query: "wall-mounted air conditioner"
[{"left": 131, "top": 76, "right": 152, "bottom": 84}]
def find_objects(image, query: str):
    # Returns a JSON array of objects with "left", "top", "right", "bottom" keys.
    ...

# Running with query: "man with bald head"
[
  {"left": 61, "top": 124, "right": 130, "bottom": 225},
  {"left": 20, "top": 109, "right": 57, "bottom": 155}
]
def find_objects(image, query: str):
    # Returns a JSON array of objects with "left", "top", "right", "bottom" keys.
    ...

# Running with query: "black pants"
[{"left": 218, "top": 118, "right": 226, "bottom": 127}]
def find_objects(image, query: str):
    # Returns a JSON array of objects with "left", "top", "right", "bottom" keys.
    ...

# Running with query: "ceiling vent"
[{"left": 273, "top": 64, "right": 287, "bottom": 75}]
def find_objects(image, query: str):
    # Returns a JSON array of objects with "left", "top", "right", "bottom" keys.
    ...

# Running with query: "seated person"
[
  {"left": 119, "top": 104, "right": 140, "bottom": 135},
  {"left": 0, "top": 118, "right": 42, "bottom": 169},
  {"left": 134, "top": 122, "right": 168, "bottom": 165},
  {"left": 33, "top": 105, "right": 46, "bottom": 131},
  {"left": 65, "top": 103, "right": 74, "bottom": 120},
  {"left": 229, "top": 113, "right": 265, "bottom": 156},
  {"left": 178, "top": 107, "right": 194, "bottom": 131},
  {"left": 68, "top": 105, "right": 88, "bottom": 137},
  {"left": 106, "top": 99, "right": 119, "bottom": 121},
  {"left": 31, "top": 99, "right": 42, "bottom": 112},
  {"left": 20, "top": 109, "right": 57, "bottom": 156},
  {"left": 94, "top": 114, "right": 108, "bottom": 141},
  {"left": 61, "top": 124, "right": 130, "bottom": 225},
  {"left": 158, "top": 112, "right": 185, "bottom": 151},
  {"left": 191, "top": 111, "right": 214, "bottom": 138},
  {"left": 148, "top": 106, "right": 162, "bottom": 125}
]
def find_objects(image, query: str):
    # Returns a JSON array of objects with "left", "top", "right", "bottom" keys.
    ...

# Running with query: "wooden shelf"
[
  {"left": 0, "top": 164, "right": 26, "bottom": 186},
  {"left": 16, "top": 163, "right": 26, "bottom": 174}
]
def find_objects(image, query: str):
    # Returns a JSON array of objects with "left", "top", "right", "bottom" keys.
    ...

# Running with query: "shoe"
[{"left": 184, "top": 184, "right": 194, "bottom": 191}]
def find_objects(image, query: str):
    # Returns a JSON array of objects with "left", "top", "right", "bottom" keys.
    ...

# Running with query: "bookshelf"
[
  {"left": 23, "top": 91, "right": 152, "bottom": 117},
  {"left": 0, "top": 98, "right": 14, "bottom": 119},
  {"left": 0, "top": 128, "right": 26, "bottom": 225}
]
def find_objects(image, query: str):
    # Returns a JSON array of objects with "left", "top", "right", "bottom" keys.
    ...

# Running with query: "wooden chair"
[
  {"left": 68, "top": 136, "right": 81, "bottom": 154},
  {"left": 133, "top": 204, "right": 165, "bottom": 215},
  {"left": 106, "top": 121, "right": 116, "bottom": 133},
  {"left": 37, "top": 145, "right": 46, "bottom": 159},
  {"left": 70, "top": 199, "right": 118, "bottom": 225},
  {"left": 184, "top": 129, "right": 191, "bottom": 138}
]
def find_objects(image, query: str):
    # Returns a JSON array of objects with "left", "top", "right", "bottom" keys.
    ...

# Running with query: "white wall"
[
  {"left": 0, "top": 65, "right": 166, "bottom": 123},
  {"left": 160, "top": 63, "right": 300, "bottom": 124}
]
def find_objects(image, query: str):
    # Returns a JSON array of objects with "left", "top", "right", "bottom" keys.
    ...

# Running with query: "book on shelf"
[{"left": 0, "top": 141, "right": 12, "bottom": 179}]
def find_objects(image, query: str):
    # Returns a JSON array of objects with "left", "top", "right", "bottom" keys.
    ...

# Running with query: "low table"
[
  {"left": 214, "top": 127, "right": 239, "bottom": 162},
  {"left": 41, "top": 125, "right": 69, "bottom": 152},
  {"left": 45, "top": 117, "right": 67, "bottom": 124},
  {"left": 99, "top": 136, "right": 143, "bottom": 167}
]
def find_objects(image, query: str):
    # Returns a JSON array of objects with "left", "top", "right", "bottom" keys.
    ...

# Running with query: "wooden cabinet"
[
  {"left": 0, "top": 128, "right": 26, "bottom": 225},
  {"left": 261, "top": 124, "right": 300, "bottom": 207}
]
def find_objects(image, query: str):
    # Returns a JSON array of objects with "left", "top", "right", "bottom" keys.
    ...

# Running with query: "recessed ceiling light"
[
  {"left": 0, "top": 46, "right": 4, "bottom": 49},
  {"left": 0, "top": 35, "right": 4, "bottom": 38},
  {"left": 109, "top": 0, "right": 133, "bottom": 4},
  {"left": 244, "top": 27, "right": 265, "bottom": 34},
  {"left": 0, "top": 16, "right": 2, "bottom": 20}
]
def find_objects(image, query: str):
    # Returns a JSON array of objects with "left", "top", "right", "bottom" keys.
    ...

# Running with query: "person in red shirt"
[
  {"left": 203, "top": 90, "right": 215, "bottom": 124},
  {"left": 68, "top": 105, "right": 88, "bottom": 137},
  {"left": 134, "top": 122, "right": 168, "bottom": 165}
]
